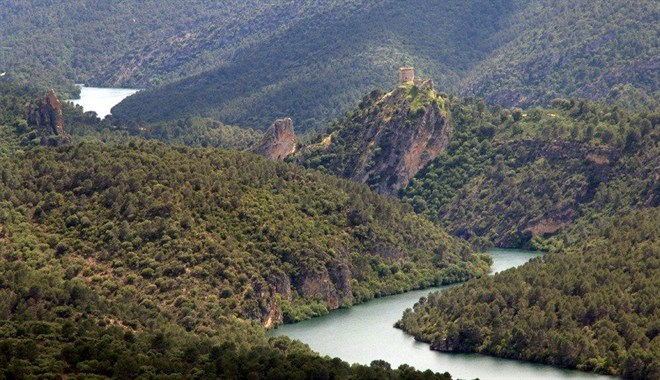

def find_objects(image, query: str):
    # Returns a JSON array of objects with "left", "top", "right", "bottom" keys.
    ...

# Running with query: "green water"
[{"left": 269, "top": 249, "right": 617, "bottom": 380}]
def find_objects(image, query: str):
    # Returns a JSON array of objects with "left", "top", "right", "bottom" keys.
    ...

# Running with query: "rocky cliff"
[
  {"left": 250, "top": 118, "right": 296, "bottom": 160},
  {"left": 27, "top": 89, "right": 71, "bottom": 146},
  {"left": 298, "top": 81, "right": 452, "bottom": 195}
]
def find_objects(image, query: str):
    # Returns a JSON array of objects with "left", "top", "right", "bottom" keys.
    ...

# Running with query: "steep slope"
[
  {"left": 0, "top": 84, "right": 467, "bottom": 380},
  {"left": 110, "top": 1, "right": 514, "bottom": 131},
  {"left": 0, "top": 142, "right": 488, "bottom": 329},
  {"left": 402, "top": 97, "right": 659, "bottom": 248},
  {"left": 112, "top": 0, "right": 657, "bottom": 132},
  {"left": 26, "top": 89, "right": 71, "bottom": 146},
  {"left": 0, "top": 1, "right": 337, "bottom": 93},
  {"left": 297, "top": 81, "right": 452, "bottom": 195},
  {"left": 396, "top": 209, "right": 659, "bottom": 379},
  {"left": 250, "top": 118, "right": 297, "bottom": 160},
  {"left": 460, "top": 0, "right": 660, "bottom": 109}
]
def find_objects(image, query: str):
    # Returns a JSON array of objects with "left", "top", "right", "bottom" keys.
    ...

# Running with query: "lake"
[
  {"left": 67, "top": 86, "right": 139, "bottom": 118},
  {"left": 268, "top": 249, "right": 617, "bottom": 380}
]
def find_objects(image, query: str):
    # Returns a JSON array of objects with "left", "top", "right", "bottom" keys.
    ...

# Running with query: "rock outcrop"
[
  {"left": 249, "top": 262, "right": 354, "bottom": 327},
  {"left": 298, "top": 81, "right": 452, "bottom": 195},
  {"left": 27, "top": 89, "right": 71, "bottom": 146},
  {"left": 250, "top": 118, "right": 296, "bottom": 160}
]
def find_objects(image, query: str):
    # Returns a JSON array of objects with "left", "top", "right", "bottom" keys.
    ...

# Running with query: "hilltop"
[{"left": 297, "top": 78, "right": 451, "bottom": 195}]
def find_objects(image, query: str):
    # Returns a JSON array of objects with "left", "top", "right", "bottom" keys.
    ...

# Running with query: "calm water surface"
[
  {"left": 67, "top": 86, "right": 139, "bottom": 117},
  {"left": 269, "top": 249, "right": 617, "bottom": 380}
]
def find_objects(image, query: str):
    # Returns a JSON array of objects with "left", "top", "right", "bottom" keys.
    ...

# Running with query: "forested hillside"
[
  {"left": 2, "top": 1, "right": 658, "bottom": 378},
  {"left": 0, "top": 0, "right": 340, "bottom": 95},
  {"left": 396, "top": 209, "right": 659, "bottom": 379},
  {"left": 111, "top": 0, "right": 657, "bottom": 131},
  {"left": 401, "top": 97, "right": 658, "bottom": 248},
  {"left": 1, "top": 143, "right": 488, "bottom": 326},
  {"left": 460, "top": 0, "right": 659, "bottom": 109},
  {"left": 110, "top": 0, "right": 512, "bottom": 132},
  {"left": 0, "top": 85, "right": 480, "bottom": 378},
  {"left": 392, "top": 84, "right": 659, "bottom": 379},
  {"left": 6, "top": 1, "right": 654, "bottom": 132}
]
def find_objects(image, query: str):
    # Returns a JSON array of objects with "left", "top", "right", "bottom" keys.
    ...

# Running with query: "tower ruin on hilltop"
[
  {"left": 398, "top": 67, "right": 434, "bottom": 90},
  {"left": 398, "top": 67, "right": 415, "bottom": 83}
]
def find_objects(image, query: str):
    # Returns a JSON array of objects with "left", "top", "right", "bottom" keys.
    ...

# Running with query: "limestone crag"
[
  {"left": 251, "top": 118, "right": 296, "bottom": 160},
  {"left": 252, "top": 261, "right": 354, "bottom": 326},
  {"left": 298, "top": 81, "right": 452, "bottom": 195},
  {"left": 27, "top": 89, "right": 71, "bottom": 146}
]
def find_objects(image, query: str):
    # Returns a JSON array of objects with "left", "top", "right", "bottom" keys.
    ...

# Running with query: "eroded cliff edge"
[
  {"left": 250, "top": 117, "right": 296, "bottom": 160},
  {"left": 297, "top": 80, "right": 452, "bottom": 195}
]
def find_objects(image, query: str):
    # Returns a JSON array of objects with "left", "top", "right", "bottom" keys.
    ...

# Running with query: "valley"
[
  {"left": 0, "top": 1, "right": 658, "bottom": 379},
  {"left": 270, "top": 249, "right": 616, "bottom": 380}
]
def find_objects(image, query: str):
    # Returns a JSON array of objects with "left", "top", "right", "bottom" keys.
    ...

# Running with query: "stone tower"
[{"left": 398, "top": 67, "right": 414, "bottom": 83}]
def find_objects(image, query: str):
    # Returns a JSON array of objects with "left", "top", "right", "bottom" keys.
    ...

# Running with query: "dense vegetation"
[
  {"left": 0, "top": 1, "right": 331, "bottom": 96},
  {"left": 401, "top": 96, "right": 659, "bottom": 248},
  {"left": 110, "top": 0, "right": 512, "bottom": 132},
  {"left": 0, "top": 85, "right": 484, "bottom": 378},
  {"left": 397, "top": 209, "right": 659, "bottom": 379},
  {"left": 1, "top": 142, "right": 487, "bottom": 326},
  {"left": 111, "top": 0, "right": 656, "bottom": 132},
  {"left": 70, "top": 111, "right": 263, "bottom": 151},
  {"left": 460, "top": 0, "right": 659, "bottom": 110},
  {"left": 0, "top": 82, "right": 262, "bottom": 152},
  {"left": 5, "top": 1, "right": 654, "bottom": 131},
  {"left": 392, "top": 90, "right": 659, "bottom": 378}
]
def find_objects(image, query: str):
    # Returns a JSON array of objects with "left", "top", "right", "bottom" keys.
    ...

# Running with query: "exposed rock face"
[
  {"left": 27, "top": 89, "right": 71, "bottom": 146},
  {"left": 298, "top": 81, "right": 452, "bottom": 195},
  {"left": 251, "top": 118, "right": 296, "bottom": 160},
  {"left": 254, "top": 262, "right": 354, "bottom": 327}
]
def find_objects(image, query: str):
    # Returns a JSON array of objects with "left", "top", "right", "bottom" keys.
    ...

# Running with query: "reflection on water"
[
  {"left": 68, "top": 86, "right": 139, "bottom": 117},
  {"left": 269, "top": 249, "right": 616, "bottom": 380}
]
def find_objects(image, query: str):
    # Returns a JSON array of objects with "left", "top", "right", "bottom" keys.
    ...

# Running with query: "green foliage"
[
  {"left": 0, "top": 142, "right": 486, "bottom": 330},
  {"left": 397, "top": 209, "right": 660, "bottom": 379},
  {"left": 0, "top": 85, "right": 476, "bottom": 378},
  {"left": 0, "top": 320, "right": 453, "bottom": 379},
  {"left": 0, "top": 1, "right": 316, "bottom": 95},
  {"left": 462, "top": 1, "right": 659, "bottom": 110},
  {"left": 401, "top": 96, "right": 659, "bottom": 247},
  {"left": 111, "top": 0, "right": 657, "bottom": 132},
  {"left": 107, "top": 0, "right": 514, "bottom": 131},
  {"left": 3, "top": 2, "right": 656, "bottom": 131},
  {"left": 67, "top": 105, "right": 263, "bottom": 151}
]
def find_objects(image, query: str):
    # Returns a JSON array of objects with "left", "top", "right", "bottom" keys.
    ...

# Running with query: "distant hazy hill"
[
  {"left": 0, "top": 0, "right": 344, "bottom": 94},
  {"left": 111, "top": 0, "right": 513, "bottom": 132},
  {"left": 459, "top": 0, "right": 659, "bottom": 109},
  {"left": 111, "top": 0, "right": 657, "bottom": 131},
  {"left": 4, "top": 1, "right": 656, "bottom": 130}
]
